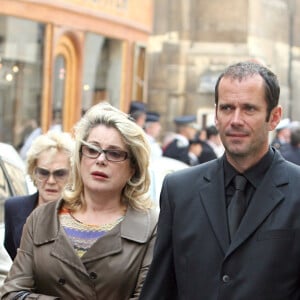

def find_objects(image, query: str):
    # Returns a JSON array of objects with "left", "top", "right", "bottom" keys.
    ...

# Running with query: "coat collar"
[
  {"left": 199, "top": 151, "right": 288, "bottom": 255},
  {"left": 31, "top": 200, "right": 157, "bottom": 272},
  {"left": 33, "top": 200, "right": 157, "bottom": 245}
]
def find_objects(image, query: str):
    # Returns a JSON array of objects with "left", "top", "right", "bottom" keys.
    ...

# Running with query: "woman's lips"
[{"left": 91, "top": 171, "right": 108, "bottom": 178}]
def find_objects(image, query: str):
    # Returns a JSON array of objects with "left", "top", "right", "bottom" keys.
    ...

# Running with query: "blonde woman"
[
  {"left": 4, "top": 131, "right": 74, "bottom": 260},
  {"left": 1, "top": 103, "right": 158, "bottom": 300}
]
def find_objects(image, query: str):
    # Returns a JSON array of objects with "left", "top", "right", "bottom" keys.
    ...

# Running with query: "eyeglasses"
[
  {"left": 35, "top": 167, "right": 69, "bottom": 182},
  {"left": 80, "top": 140, "right": 129, "bottom": 162}
]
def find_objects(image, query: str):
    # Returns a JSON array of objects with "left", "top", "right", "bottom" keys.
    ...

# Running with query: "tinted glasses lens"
[
  {"left": 106, "top": 150, "right": 127, "bottom": 161},
  {"left": 35, "top": 167, "right": 69, "bottom": 182}
]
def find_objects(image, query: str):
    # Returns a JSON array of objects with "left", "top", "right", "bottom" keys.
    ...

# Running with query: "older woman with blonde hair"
[
  {"left": 1, "top": 102, "right": 158, "bottom": 300},
  {"left": 4, "top": 130, "right": 74, "bottom": 260}
]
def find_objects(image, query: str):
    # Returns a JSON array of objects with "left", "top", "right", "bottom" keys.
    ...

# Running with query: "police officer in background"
[
  {"left": 129, "top": 101, "right": 147, "bottom": 128},
  {"left": 271, "top": 117, "right": 291, "bottom": 151},
  {"left": 163, "top": 115, "right": 201, "bottom": 165},
  {"left": 144, "top": 112, "right": 163, "bottom": 159}
]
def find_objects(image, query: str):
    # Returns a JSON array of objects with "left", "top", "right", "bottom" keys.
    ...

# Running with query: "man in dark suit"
[{"left": 140, "top": 61, "right": 300, "bottom": 300}]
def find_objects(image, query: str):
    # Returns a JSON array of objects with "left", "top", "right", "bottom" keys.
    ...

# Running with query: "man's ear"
[
  {"left": 214, "top": 105, "right": 219, "bottom": 130},
  {"left": 269, "top": 105, "right": 282, "bottom": 131}
]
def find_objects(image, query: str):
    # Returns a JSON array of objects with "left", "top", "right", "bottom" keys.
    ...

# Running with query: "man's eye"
[
  {"left": 245, "top": 105, "right": 256, "bottom": 112},
  {"left": 220, "top": 105, "right": 232, "bottom": 111}
]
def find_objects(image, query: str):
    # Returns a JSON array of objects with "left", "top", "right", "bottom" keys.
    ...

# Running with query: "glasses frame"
[
  {"left": 35, "top": 167, "right": 69, "bottom": 183},
  {"left": 80, "top": 140, "right": 129, "bottom": 162}
]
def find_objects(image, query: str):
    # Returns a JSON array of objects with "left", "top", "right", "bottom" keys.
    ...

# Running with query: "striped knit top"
[{"left": 59, "top": 207, "right": 124, "bottom": 257}]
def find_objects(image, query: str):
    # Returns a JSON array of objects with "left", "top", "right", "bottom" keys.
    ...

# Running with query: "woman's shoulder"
[
  {"left": 121, "top": 206, "right": 158, "bottom": 243},
  {"left": 29, "top": 199, "right": 62, "bottom": 222}
]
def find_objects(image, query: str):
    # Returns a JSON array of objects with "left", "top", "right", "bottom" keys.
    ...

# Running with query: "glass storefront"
[
  {"left": 0, "top": 15, "right": 44, "bottom": 150},
  {"left": 82, "top": 32, "right": 122, "bottom": 112}
]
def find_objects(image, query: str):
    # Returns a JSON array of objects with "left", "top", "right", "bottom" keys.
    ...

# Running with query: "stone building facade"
[{"left": 147, "top": 0, "right": 300, "bottom": 136}]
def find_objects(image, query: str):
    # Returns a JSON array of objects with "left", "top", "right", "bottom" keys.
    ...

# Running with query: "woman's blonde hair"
[
  {"left": 26, "top": 131, "right": 74, "bottom": 186},
  {"left": 63, "top": 102, "right": 152, "bottom": 211}
]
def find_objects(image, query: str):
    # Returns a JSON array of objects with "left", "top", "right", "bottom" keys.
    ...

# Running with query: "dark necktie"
[{"left": 228, "top": 175, "right": 247, "bottom": 240}]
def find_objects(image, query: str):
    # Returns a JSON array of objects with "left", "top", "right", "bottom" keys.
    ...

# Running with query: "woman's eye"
[
  {"left": 108, "top": 150, "right": 122, "bottom": 158},
  {"left": 88, "top": 147, "right": 99, "bottom": 154}
]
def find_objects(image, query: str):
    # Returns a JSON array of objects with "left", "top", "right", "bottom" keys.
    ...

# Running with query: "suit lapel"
[
  {"left": 226, "top": 152, "right": 287, "bottom": 256},
  {"left": 199, "top": 159, "right": 230, "bottom": 254}
]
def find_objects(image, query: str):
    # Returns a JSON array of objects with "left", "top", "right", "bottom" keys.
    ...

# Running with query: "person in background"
[
  {"left": 163, "top": 115, "right": 200, "bottom": 165},
  {"left": 140, "top": 61, "right": 300, "bottom": 300},
  {"left": 0, "top": 244, "right": 11, "bottom": 288},
  {"left": 144, "top": 111, "right": 162, "bottom": 159},
  {"left": 129, "top": 101, "right": 147, "bottom": 128},
  {"left": 19, "top": 109, "right": 63, "bottom": 161},
  {"left": 205, "top": 125, "right": 224, "bottom": 157},
  {"left": 4, "top": 131, "right": 74, "bottom": 260},
  {"left": 271, "top": 117, "right": 291, "bottom": 151},
  {"left": 280, "top": 124, "right": 300, "bottom": 165},
  {"left": 188, "top": 137, "right": 204, "bottom": 166},
  {"left": 195, "top": 129, "right": 217, "bottom": 164},
  {"left": 1, "top": 102, "right": 158, "bottom": 299}
]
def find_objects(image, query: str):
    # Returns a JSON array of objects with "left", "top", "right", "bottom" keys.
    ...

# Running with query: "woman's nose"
[{"left": 96, "top": 151, "right": 107, "bottom": 162}]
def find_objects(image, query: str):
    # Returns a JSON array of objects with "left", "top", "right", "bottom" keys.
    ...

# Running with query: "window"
[
  {"left": 82, "top": 33, "right": 122, "bottom": 111},
  {"left": 0, "top": 16, "right": 44, "bottom": 150}
]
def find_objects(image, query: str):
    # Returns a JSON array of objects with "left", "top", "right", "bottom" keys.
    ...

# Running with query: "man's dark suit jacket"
[
  {"left": 4, "top": 192, "right": 38, "bottom": 260},
  {"left": 140, "top": 149, "right": 300, "bottom": 300}
]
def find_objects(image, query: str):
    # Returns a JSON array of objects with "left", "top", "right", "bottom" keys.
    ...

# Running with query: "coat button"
[
  {"left": 89, "top": 272, "right": 97, "bottom": 280},
  {"left": 222, "top": 274, "right": 230, "bottom": 283},
  {"left": 58, "top": 278, "right": 66, "bottom": 285}
]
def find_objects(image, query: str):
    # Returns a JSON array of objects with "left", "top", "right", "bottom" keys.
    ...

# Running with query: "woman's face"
[
  {"left": 80, "top": 124, "right": 135, "bottom": 199},
  {"left": 35, "top": 149, "right": 70, "bottom": 205}
]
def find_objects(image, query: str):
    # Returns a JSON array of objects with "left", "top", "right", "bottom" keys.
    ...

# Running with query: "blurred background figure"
[
  {"left": 280, "top": 124, "right": 300, "bottom": 165},
  {"left": 19, "top": 109, "right": 63, "bottom": 161},
  {"left": 163, "top": 115, "right": 200, "bottom": 165},
  {"left": 205, "top": 125, "right": 224, "bottom": 157},
  {"left": 144, "top": 111, "right": 162, "bottom": 159},
  {"left": 0, "top": 244, "right": 11, "bottom": 287},
  {"left": 188, "top": 137, "right": 204, "bottom": 166},
  {"left": 129, "top": 100, "right": 147, "bottom": 128},
  {"left": 196, "top": 125, "right": 224, "bottom": 164},
  {"left": 4, "top": 131, "right": 74, "bottom": 260},
  {"left": 271, "top": 117, "right": 291, "bottom": 151},
  {"left": 196, "top": 134, "right": 217, "bottom": 164}
]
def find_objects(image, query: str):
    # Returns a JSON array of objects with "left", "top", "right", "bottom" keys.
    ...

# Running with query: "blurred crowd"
[
  {"left": 129, "top": 101, "right": 300, "bottom": 168},
  {"left": 129, "top": 100, "right": 224, "bottom": 167}
]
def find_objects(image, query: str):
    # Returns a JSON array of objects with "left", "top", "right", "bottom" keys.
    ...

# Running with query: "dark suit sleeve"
[
  {"left": 139, "top": 177, "right": 178, "bottom": 300},
  {"left": 4, "top": 199, "right": 18, "bottom": 260}
]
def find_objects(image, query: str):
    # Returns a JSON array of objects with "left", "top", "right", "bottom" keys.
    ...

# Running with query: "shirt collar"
[{"left": 224, "top": 147, "right": 275, "bottom": 188}]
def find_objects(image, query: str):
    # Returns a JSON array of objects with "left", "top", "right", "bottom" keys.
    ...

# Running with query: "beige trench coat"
[{"left": 0, "top": 200, "right": 158, "bottom": 300}]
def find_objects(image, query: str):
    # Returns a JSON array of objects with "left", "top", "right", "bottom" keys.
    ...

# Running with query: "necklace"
[{"left": 68, "top": 209, "right": 126, "bottom": 230}]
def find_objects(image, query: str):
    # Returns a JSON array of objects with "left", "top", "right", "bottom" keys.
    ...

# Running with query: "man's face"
[{"left": 215, "top": 75, "right": 281, "bottom": 168}]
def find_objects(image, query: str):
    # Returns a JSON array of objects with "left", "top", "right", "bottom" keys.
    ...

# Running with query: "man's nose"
[{"left": 231, "top": 109, "right": 243, "bottom": 124}]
